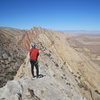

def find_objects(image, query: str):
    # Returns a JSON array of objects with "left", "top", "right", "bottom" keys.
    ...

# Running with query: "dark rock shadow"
[
  {"left": 32, "top": 74, "right": 46, "bottom": 79},
  {"left": 38, "top": 74, "right": 46, "bottom": 78}
]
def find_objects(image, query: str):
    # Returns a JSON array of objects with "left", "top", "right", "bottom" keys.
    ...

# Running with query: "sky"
[{"left": 0, "top": 0, "right": 100, "bottom": 30}]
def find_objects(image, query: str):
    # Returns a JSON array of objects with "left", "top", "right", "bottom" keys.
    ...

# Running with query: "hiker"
[{"left": 29, "top": 42, "right": 39, "bottom": 78}]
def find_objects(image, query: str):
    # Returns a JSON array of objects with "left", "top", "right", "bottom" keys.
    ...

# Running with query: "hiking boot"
[{"left": 32, "top": 75, "right": 35, "bottom": 78}]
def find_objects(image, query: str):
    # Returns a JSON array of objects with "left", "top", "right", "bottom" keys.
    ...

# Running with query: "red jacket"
[{"left": 29, "top": 48, "right": 39, "bottom": 60}]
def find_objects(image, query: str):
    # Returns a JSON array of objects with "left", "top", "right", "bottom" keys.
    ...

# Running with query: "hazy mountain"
[{"left": 63, "top": 30, "right": 100, "bottom": 35}]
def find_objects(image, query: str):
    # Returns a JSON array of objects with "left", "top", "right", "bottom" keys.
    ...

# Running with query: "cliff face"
[
  {"left": 0, "top": 27, "right": 27, "bottom": 87},
  {"left": 16, "top": 27, "right": 100, "bottom": 100},
  {"left": 0, "top": 27, "right": 100, "bottom": 100}
]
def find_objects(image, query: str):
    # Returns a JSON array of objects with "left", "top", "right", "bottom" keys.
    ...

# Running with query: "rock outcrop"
[
  {"left": 18, "top": 27, "right": 100, "bottom": 100},
  {"left": 0, "top": 53, "right": 87, "bottom": 100}
]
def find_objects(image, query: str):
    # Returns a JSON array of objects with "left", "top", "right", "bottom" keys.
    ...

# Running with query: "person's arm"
[{"left": 36, "top": 50, "right": 39, "bottom": 60}]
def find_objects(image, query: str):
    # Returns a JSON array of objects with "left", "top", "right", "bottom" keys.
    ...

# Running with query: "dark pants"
[{"left": 30, "top": 59, "right": 39, "bottom": 77}]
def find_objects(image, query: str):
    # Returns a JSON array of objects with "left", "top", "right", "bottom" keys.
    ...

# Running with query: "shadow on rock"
[{"left": 38, "top": 74, "right": 46, "bottom": 78}]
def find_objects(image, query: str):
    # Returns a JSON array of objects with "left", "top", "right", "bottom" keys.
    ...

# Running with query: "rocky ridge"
[{"left": 0, "top": 27, "right": 100, "bottom": 100}]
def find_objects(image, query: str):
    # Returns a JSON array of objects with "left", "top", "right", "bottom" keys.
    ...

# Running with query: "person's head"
[{"left": 31, "top": 42, "right": 36, "bottom": 48}]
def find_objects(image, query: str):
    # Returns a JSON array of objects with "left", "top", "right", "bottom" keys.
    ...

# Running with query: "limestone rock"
[
  {"left": 0, "top": 27, "right": 100, "bottom": 100},
  {"left": 2, "top": 53, "right": 8, "bottom": 60}
]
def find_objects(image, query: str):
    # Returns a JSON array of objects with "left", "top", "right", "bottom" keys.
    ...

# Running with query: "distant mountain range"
[{"left": 61, "top": 30, "right": 100, "bottom": 34}]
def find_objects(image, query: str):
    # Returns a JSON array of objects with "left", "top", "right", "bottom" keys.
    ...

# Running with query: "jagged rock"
[
  {"left": 18, "top": 27, "right": 100, "bottom": 100},
  {"left": 0, "top": 80, "right": 23, "bottom": 100},
  {"left": 8, "top": 57, "right": 12, "bottom": 62},
  {"left": 5, "top": 60, "right": 9, "bottom": 65},
  {"left": 0, "top": 27, "right": 100, "bottom": 100},
  {"left": 0, "top": 60, "right": 5, "bottom": 63},
  {"left": 2, "top": 53, "right": 8, "bottom": 60}
]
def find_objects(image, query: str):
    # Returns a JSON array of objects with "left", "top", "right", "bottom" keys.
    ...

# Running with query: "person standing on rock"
[{"left": 29, "top": 42, "right": 39, "bottom": 78}]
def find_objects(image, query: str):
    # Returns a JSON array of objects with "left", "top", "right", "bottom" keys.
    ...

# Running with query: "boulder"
[{"left": 2, "top": 53, "right": 8, "bottom": 60}]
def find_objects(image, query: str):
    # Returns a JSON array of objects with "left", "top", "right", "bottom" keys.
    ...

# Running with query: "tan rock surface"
[{"left": 0, "top": 27, "right": 100, "bottom": 100}]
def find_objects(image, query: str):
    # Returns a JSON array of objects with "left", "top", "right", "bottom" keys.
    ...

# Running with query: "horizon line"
[{"left": 0, "top": 26, "right": 100, "bottom": 32}]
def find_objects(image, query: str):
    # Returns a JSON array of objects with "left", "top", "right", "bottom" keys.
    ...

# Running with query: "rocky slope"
[
  {"left": 0, "top": 27, "right": 100, "bottom": 100},
  {"left": 0, "top": 27, "right": 26, "bottom": 87}
]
